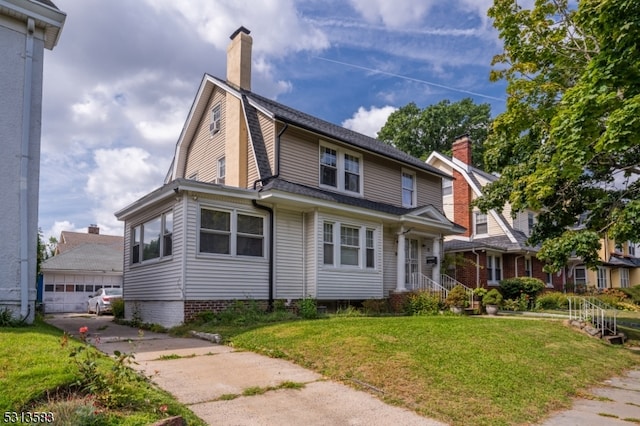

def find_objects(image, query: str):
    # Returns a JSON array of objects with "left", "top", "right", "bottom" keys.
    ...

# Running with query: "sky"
[{"left": 39, "top": 0, "right": 508, "bottom": 241}]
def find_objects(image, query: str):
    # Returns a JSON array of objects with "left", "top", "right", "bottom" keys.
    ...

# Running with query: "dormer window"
[{"left": 210, "top": 103, "right": 221, "bottom": 135}]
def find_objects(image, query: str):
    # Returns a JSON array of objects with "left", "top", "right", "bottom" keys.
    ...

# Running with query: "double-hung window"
[
  {"left": 199, "top": 208, "right": 264, "bottom": 257},
  {"left": 487, "top": 253, "right": 502, "bottom": 284},
  {"left": 319, "top": 144, "right": 362, "bottom": 195},
  {"left": 217, "top": 157, "right": 226, "bottom": 184},
  {"left": 597, "top": 266, "right": 608, "bottom": 289},
  {"left": 524, "top": 257, "right": 532, "bottom": 277},
  {"left": 320, "top": 147, "right": 337, "bottom": 188},
  {"left": 210, "top": 103, "right": 221, "bottom": 134},
  {"left": 475, "top": 212, "right": 488, "bottom": 235},
  {"left": 402, "top": 170, "right": 416, "bottom": 207},
  {"left": 340, "top": 226, "right": 360, "bottom": 266},
  {"left": 131, "top": 211, "right": 173, "bottom": 264},
  {"left": 322, "top": 221, "right": 376, "bottom": 269},
  {"left": 323, "top": 223, "right": 334, "bottom": 265},
  {"left": 574, "top": 266, "right": 587, "bottom": 286},
  {"left": 442, "top": 178, "right": 452, "bottom": 196},
  {"left": 621, "top": 268, "right": 630, "bottom": 288}
]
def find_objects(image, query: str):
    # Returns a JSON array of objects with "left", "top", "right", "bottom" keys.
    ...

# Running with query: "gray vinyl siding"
[
  {"left": 315, "top": 212, "right": 383, "bottom": 299},
  {"left": 274, "top": 208, "right": 304, "bottom": 298},
  {"left": 182, "top": 196, "right": 269, "bottom": 299},
  {"left": 278, "top": 128, "right": 319, "bottom": 187},
  {"left": 184, "top": 89, "right": 226, "bottom": 182},
  {"left": 247, "top": 140, "right": 259, "bottom": 185},
  {"left": 417, "top": 171, "right": 443, "bottom": 210},
  {"left": 305, "top": 211, "right": 317, "bottom": 298},
  {"left": 123, "top": 199, "right": 183, "bottom": 300},
  {"left": 383, "top": 226, "right": 398, "bottom": 296}
]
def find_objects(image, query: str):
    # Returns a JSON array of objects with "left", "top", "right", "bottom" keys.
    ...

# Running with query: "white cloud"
[
  {"left": 144, "top": 0, "right": 330, "bottom": 56},
  {"left": 85, "top": 147, "right": 168, "bottom": 232},
  {"left": 348, "top": 0, "right": 436, "bottom": 28},
  {"left": 342, "top": 105, "right": 397, "bottom": 138},
  {"left": 44, "top": 220, "right": 81, "bottom": 243}
]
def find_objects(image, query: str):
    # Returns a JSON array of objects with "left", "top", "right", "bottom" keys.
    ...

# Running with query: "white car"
[{"left": 87, "top": 288, "right": 122, "bottom": 316}]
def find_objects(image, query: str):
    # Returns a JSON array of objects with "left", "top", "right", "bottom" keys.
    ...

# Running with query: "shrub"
[
  {"left": 362, "top": 298, "right": 389, "bottom": 315},
  {"left": 404, "top": 291, "right": 443, "bottom": 316},
  {"left": 445, "top": 285, "right": 469, "bottom": 308},
  {"left": 482, "top": 289, "right": 503, "bottom": 306},
  {"left": 535, "top": 292, "right": 569, "bottom": 310},
  {"left": 335, "top": 306, "right": 364, "bottom": 317},
  {"left": 298, "top": 298, "right": 318, "bottom": 319},
  {"left": 619, "top": 285, "right": 640, "bottom": 305},
  {"left": 111, "top": 299, "right": 125, "bottom": 319},
  {"left": 499, "top": 277, "right": 545, "bottom": 306}
]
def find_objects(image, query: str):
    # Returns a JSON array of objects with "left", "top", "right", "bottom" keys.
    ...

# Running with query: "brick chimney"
[
  {"left": 88, "top": 224, "right": 100, "bottom": 235},
  {"left": 226, "top": 26, "right": 252, "bottom": 91},
  {"left": 451, "top": 135, "right": 473, "bottom": 237}
]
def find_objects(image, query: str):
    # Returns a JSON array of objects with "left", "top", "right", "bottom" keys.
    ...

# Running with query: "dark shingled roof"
[
  {"left": 236, "top": 88, "right": 449, "bottom": 179},
  {"left": 33, "top": 0, "right": 59, "bottom": 9},
  {"left": 262, "top": 178, "right": 420, "bottom": 215},
  {"left": 242, "top": 95, "right": 272, "bottom": 180}
]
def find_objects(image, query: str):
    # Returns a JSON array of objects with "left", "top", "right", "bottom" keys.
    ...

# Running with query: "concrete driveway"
[
  {"left": 46, "top": 314, "right": 443, "bottom": 425},
  {"left": 46, "top": 314, "right": 640, "bottom": 426}
]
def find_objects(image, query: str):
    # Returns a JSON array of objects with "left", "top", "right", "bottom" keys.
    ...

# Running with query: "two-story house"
[
  {"left": 115, "top": 27, "right": 463, "bottom": 327},
  {"left": 426, "top": 136, "right": 566, "bottom": 291},
  {"left": 576, "top": 238, "right": 640, "bottom": 291}
]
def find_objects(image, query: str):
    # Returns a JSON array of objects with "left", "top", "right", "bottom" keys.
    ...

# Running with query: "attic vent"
[{"left": 210, "top": 103, "right": 221, "bottom": 135}]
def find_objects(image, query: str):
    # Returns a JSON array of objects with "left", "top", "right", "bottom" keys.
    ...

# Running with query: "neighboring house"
[
  {"left": 0, "top": 0, "right": 65, "bottom": 322},
  {"left": 426, "top": 136, "right": 565, "bottom": 290},
  {"left": 115, "top": 27, "right": 464, "bottom": 327},
  {"left": 569, "top": 238, "right": 640, "bottom": 292},
  {"left": 40, "top": 226, "right": 123, "bottom": 313}
]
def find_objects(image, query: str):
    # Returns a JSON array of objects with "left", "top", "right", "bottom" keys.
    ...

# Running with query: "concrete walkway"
[
  {"left": 46, "top": 314, "right": 442, "bottom": 425},
  {"left": 46, "top": 314, "right": 640, "bottom": 426}
]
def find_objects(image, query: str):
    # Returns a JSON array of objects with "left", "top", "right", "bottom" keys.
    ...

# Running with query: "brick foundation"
[{"left": 183, "top": 299, "right": 269, "bottom": 323}]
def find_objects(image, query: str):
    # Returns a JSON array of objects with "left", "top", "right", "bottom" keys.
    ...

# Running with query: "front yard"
[{"left": 224, "top": 315, "right": 639, "bottom": 426}]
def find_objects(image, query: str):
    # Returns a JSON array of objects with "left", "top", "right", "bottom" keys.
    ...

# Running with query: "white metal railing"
[
  {"left": 441, "top": 274, "right": 474, "bottom": 306},
  {"left": 568, "top": 296, "right": 617, "bottom": 336}
]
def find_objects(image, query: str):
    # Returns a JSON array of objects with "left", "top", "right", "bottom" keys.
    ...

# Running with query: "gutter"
[
  {"left": 250, "top": 123, "right": 289, "bottom": 311},
  {"left": 19, "top": 18, "right": 35, "bottom": 321}
]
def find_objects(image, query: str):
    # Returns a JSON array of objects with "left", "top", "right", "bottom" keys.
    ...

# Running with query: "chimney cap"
[{"left": 230, "top": 26, "right": 251, "bottom": 40}]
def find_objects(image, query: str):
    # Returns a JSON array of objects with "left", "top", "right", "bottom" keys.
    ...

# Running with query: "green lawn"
[
  {"left": 0, "top": 319, "right": 205, "bottom": 425},
  {"left": 228, "top": 316, "right": 640, "bottom": 426}
]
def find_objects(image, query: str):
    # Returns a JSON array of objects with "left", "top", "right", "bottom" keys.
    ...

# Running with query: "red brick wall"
[
  {"left": 184, "top": 299, "right": 269, "bottom": 322},
  {"left": 453, "top": 251, "right": 485, "bottom": 288},
  {"left": 453, "top": 170, "right": 472, "bottom": 237}
]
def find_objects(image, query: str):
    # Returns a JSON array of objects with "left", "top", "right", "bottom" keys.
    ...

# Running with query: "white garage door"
[{"left": 43, "top": 273, "right": 122, "bottom": 313}]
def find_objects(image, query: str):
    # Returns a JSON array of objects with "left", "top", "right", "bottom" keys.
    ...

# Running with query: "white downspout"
[
  {"left": 20, "top": 18, "right": 36, "bottom": 320},
  {"left": 471, "top": 248, "right": 480, "bottom": 287}
]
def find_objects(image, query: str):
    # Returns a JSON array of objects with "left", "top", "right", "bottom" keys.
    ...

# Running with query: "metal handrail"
[
  {"left": 568, "top": 296, "right": 617, "bottom": 336},
  {"left": 441, "top": 274, "right": 474, "bottom": 306}
]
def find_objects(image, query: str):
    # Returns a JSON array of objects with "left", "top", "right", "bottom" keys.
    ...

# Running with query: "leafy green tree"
[
  {"left": 477, "top": 0, "right": 640, "bottom": 271},
  {"left": 377, "top": 98, "right": 491, "bottom": 167}
]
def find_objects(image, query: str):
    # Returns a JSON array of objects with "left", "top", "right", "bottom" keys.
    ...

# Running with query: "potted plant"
[
  {"left": 446, "top": 285, "right": 469, "bottom": 314},
  {"left": 482, "top": 289, "right": 503, "bottom": 315}
]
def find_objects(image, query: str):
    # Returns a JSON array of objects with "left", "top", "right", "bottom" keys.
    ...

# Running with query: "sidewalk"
[{"left": 46, "top": 314, "right": 640, "bottom": 425}]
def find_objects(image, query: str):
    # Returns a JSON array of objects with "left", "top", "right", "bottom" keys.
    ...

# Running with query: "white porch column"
[
  {"left": 432, "top": 237, "right": 441, "bottom": 284},
  {"left": 396, "top": 231, "right": 406, "bottom": 292}
]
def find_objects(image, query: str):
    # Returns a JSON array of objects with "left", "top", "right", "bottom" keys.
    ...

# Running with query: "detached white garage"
[{"left": 41, "top": 230, "right": 123, "bottom": 313}]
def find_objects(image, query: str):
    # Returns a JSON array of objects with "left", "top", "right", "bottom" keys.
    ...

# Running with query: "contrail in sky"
[{"left": 314, "top": 56, "right": 506, "bottom": 102}]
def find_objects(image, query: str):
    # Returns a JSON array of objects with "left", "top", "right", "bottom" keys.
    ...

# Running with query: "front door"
[{"left": 405, "top": 238, "right": 419, "bottom": 289}]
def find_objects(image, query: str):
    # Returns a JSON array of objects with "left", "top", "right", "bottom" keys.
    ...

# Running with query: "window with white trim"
[
  {"left": 322, "top": 221, "right": 377, "bottom": 269},
  {"left": 319, "top": 144, "right": 362, "bottom": 194},
  {"left": 366, "top": 229, "right": 375, "bottom": 268},
  {"left": 597, "top": 266, "right": 608, "bottom": 289},
  {"left": 527, "top": 212, "right": 535, "bottom": 235},
  {"left": 131, "top": 211, "right": 173, "bottom": 264},
  {"left": 524, "top": 257, "right": 532, "bottom": 277},
  {"left": 442, "top": 178, "right": 452, "bottom": 196},
  {"left": 546, "top": 271, "right": 553, "bottom": 286},
  {"left": 401, "top": 170, "right": 416, "bottom": 207},
  {"left": 621, "top": 268, "right": 630, "bottom": 288},
  {"left": 340, "top": 226, "right": 360, "bottom": 266},
  {"left": 199, "top": 208, "right": 264, "bottom": 257},
  {"left": 210, "top": 103, "right": 221, "bottom": 134},
  {"left": 630, "top": 242, "right": 636, "bottom": 256},
  {"left": 487, "top": 253, "right": 502, "bottom": 284},
  {"left": 475, "top": 212, "right": 488, "bottom": 235},
  {"left": 323, "top": 223, "right": 334, "bottom": 265},
  {"left": 217, "top": 157, "right": 226, "bottom": 184}
]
